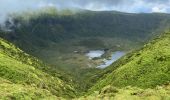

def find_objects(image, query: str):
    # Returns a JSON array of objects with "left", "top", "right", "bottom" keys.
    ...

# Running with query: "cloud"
[
  {"left": 0, "top": 0, "right": 170, "bottom": 25},
  {"left": 152, "top": 6, "right": 167, "bottom": 13},
  {"left": 0, "top": 0, "right": 42, "bottom": 24}
]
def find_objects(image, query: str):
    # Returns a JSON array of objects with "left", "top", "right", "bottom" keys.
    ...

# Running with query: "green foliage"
[
  {"left": 78, "top": 84, "right": 170, "bottom": 100},
  {"left": 1, "top": 9, "right": 170, "bottom": 99},
  {"left": 89, "top": 31, "right": 170, "bottom": 93},
  {"left": 1, "top": 10, "right": 170, "bottom": 94},
  {"left": 0, "top": 38, "right": 76, "bottom": 98},
  {"left": 0, "top": 78, "right": 58, "bottom": 100}
]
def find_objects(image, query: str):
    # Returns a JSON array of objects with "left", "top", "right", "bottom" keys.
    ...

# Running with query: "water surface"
[
  {"left": 86, "top": 50, "right": 105, "bottom": 59},
  {"left": 97, "top": 51, "right": 126, "bottom": 68}
]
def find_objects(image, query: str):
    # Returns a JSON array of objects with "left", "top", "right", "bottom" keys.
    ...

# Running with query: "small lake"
[
  {"left": 86, "top": 50, "right": 126, "bottom": 68},
  {"left": 97, "top": 51, "right": 126, "bottom": 69},
  {"left": 86, "top": 50, "right": 105, "bottom": 59}
]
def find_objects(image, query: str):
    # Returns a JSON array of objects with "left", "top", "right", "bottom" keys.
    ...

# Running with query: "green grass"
[
  {"left": 2, "top": 9, "right": 170, "bottom": 95},
  {"left": 0, "top": 38, "right": 77, "bottom": 99},
  {"left": 78, "top": 84, "right": 170, "bottom": 100},
  {"left": 0, "top": 29, "right": 170, "bottom": 100},
  {"left": 89, "top": 31, "right": 170, "bottom": 93},
  {"left": 1, "top": 9, "right": 170, "bottom": 99},
  {"left": 0, "top": 78, "right": 58, "bottom": 100},
  {"left": 2, "top": 9, "right": 170, "bottom": 74}
]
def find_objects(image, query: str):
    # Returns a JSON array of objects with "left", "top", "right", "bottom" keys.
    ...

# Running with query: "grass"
[
  {"left": 0, "top": 78, "right": 58, "bottom": 100},
  {"left": 2, "top": 10, "right": 170, "bottom": 95},
  {"left": 78, "top": 84, "right": 170, "bottom": 100},
  {"left": 88, "top": 31, "right": 170, "bottom": 93},
  {"left": 1, "top": 9, "right": 170, "bottom": 99},
  {"left": 0, "top": 38, "right": 77, "bottom": 99},
  {"left": 0, "top": 30, "right": 170, "bottom": 99}
]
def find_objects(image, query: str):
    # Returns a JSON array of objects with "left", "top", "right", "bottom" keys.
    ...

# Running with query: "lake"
[
  {"left": 86, "top": 50, "right": 105, "bottom": 59},
  {"left": 86, "top": 50, "right": 126, "bottom": 68},
  {"left": 97, "top": 51, "right": 126, "bottom": 68}
]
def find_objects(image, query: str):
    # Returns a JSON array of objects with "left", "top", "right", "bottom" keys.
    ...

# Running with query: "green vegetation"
[
  {"left": 0, "top": 9, "right": 170, "bottom": 99},
  {"left": 0, "top": 78, "right": 58, "bottom": 100},
  {"left": 89, "top": 31, "right": 170, "bottom": 94},
  {"left": 2, "top": 8, "right": 170, "bottom": 70},
  {"left": 1, "top": 9, "right": 170, "bottom": 93},
  {"left": 1, "top": 28, "right": 170, "bottom": 100},
  {"left": 78, "top": 84, "right": 170, "bottom": 100},
  {"left": 0, "top": 37, "right": 76, "bottom": 99}
]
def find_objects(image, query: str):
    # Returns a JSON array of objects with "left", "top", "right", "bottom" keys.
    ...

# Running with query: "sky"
[{"left": 0, "top": 0, "right": 170, "bottom": 24}]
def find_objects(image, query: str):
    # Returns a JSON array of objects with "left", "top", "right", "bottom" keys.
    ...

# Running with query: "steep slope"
[
  {"left": 0, "top": 78, "right": 57, "bottom": 99},
  {"left": 1, "top": 9, "right": 170, "bottom": 71},
  {"left": 0, "top": 9, "right": 170, "bottom": 99},
  {"left": 1, "top": 9, "right": 170, "bottom": 95},
  {"left": 89, "top": 31, "right": 170, "bottom": 93},
  {"left": 1, "top": 30, "right": 170, "bottom": 100},
  {"left": 78, "top": 84, "right": 170, "bottom": 100},
  {"left": 0, "top": 37, "right": 76, "bottom": 99}
]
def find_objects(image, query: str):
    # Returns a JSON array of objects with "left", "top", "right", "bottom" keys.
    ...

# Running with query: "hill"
[
  {"left": 1, "top": 8, "right": 170, "bottom": 93},
  {"left": 78, "top": 84, "right": 170, "bottom": 100},
  {"left": 1, "top": 30, "right": 170, "bottom": 99},
  {"left": 0, "top": 37, "right": 77, "bottom": 99},
  {"left": 1, "top": 9, "right": 170, "bottom": 70},
  {"left": 88, "top": 31, "right": 170, "bottom": 95},
  {"left": 0, "top": 8, "right": 170, "bottom": 99}
]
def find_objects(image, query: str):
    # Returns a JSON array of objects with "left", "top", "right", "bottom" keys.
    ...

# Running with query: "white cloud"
[
  {"left": 152, "top": 7, "right": 167, "bottom": 12},
  {"left": 0, "top": 0, "right": 170, "bottom": 25},
  {"left": 38, "top": 2, "right": 56, "bottom": 8}
]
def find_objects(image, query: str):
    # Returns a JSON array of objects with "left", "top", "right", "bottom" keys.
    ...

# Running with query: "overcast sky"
[
  {"left": 1, "top": 0, "right": 170, "bottom": 13},
  {"left": 0, "top": 0, "right": 170, "bottom": 24}
]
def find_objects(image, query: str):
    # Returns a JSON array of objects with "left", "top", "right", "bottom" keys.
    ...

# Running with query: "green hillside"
[
  {"left": 89, "top": 31, "right": 170, "bottom": 94},
  {"left": 1, "top": 8, "right": 170, "bottom": 72},
  {"left": 1, "top": 9, "right": 170, "bottom": 93},
  {"left": 1, "top": 31, "right": 170, "bottom": 99},
  {"left": 0, "top": 37, "right": 76, "bottom": 99},
  {"left": 78, "top": 84, "right": 170, "bottom": 100},
  {"left": 0, "top": 8, "right": 170, "bottom": 99}
]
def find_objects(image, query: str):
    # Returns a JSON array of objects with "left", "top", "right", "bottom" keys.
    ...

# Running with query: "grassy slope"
[
  {"left": 1, "top": 34, "right": 170, "bottom": 99},
  {"left": 0, "top": 38, "right": 76, "bottom": 99},
  {"left": 0, "top": 78, "right": 57, "bottom": 100},
  {"left": 89, "top": 31, "right": 170, "bottom": 93},
  {"left": 78, "top": 84, "right": 170, "bottom": 100},
  {"left": 1, "top": 10, "right": 170, "bottom": 93},
  {"left": 2, "top": 9, "right": 170, "bottom": 67},
  {"left": 1, "top": 9, "right": 170, "bottom": 99}
]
